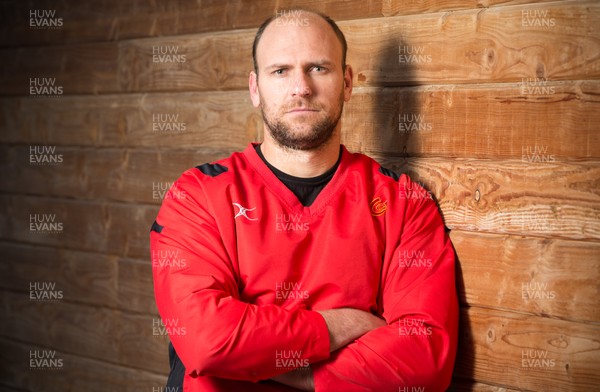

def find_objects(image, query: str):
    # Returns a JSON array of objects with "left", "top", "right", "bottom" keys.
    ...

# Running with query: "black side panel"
[
  {"left": 166, "top": 342, "right": 185, "bottom": 391},
  {"left": 196, "top": 163, "right": 228, "bottom": 177},
  {"left": 378, "top": 166, "right": 400, "bottom": 181},
  {"left": 150, "top": 221, "right": 164, "bottom": 233}
]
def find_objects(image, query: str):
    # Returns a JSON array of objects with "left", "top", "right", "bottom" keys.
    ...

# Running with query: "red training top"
[{"left": 151, "top": 143, "right": 458, "bottom": 391}]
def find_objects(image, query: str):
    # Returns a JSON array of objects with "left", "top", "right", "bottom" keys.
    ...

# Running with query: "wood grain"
[
  {"left": 374, "top": 156, "right": 600, "bottom": 241},
  {"left": 119, "top": 1, "right": 600, "bottom": 92},
  {"left": 2, "top": 2, "right": 597, "bottom": 95},
  {"left": 451, "top": 230, "right": 600, "bottom": 323},
  {"left": 0, "top": 0, "right": 387, "bottom": 47},
  {"left": 0, "top": 146, "right": 226, "bottom": 205},
  {"left": 382, "top": 0, "right": 559, "bottom": 17},
  {"left": 0, "top": 290, "right": 167, "bottom": 374},
  {"left": 0, "top": 385, "right": 25, "bottom": 392},
  {"left": 3, "top": 0, "right": 561, "bottom": 47},
  {"left": 347, "top": 1, "right": 600, "bottom": 87},
  {"left": 344, "top": 81, "right": 600, "bottom": 159},
  {"left": 0, "top": 241, "right": 157, "bottom": 314},
  {"left": 0, "top": 291, "right": 120, "bottom": 365},
  {"left": 0, "top": 336, "right": 167, "bottom": 392},
  {"left": 0, "top": 194, "right": 157, "bottom": 259},
  {"left": 0, "top": 241, "right": 119, "bottom": 309},
  {"left": 117, "top": 31, "right": 254, "bottom": 93},
  {"left": 455, "top": 307, "right": 600, "bottom": 391},
  {"left": 0, "top": 42, "right": 119, "bottom": 96},
  {"left": 2, "top": 80, "right": 598, "bottom": 159},
  {"left": 0, "top": 91, "right": 262, "bottom": 148},
  {"left": 448, "top": 378, "right": 520, "bottom": 392},
  {"left": 118, "top": 258, "right": 159, "bottom": 315}
]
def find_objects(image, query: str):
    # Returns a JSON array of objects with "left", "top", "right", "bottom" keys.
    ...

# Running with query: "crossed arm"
[{"left": 271, "top": 308, "right": 387, "bottom": 390}]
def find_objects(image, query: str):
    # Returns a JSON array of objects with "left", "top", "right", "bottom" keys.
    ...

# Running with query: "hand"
[
  {"left": 317, "top": 308, "right": 386, "bottom": 352},
  {"left": 270, "top": 366, "right": 314, "bottom": 391}
]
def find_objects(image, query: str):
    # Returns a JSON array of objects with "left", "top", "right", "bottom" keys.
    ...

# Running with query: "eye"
[
  {"left": 273, "top": 68, "right": 286, "bottom": 75},
  {"left": 312, "top": 66, "right": 327, "bottom": 73}
]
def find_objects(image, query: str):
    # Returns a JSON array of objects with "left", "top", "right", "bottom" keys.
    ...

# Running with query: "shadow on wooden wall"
[{"left": 369, "top": 36, "right": 475, "bottom": 389}]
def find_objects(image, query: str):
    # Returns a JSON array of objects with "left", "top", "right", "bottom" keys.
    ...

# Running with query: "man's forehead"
[{"left": 256, "top": 11, "right": 342, "bottom": 63}]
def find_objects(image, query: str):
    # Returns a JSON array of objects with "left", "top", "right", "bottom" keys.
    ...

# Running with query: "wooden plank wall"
[{"left": 1, "top": 0, "right": 599, "bottom": 390}]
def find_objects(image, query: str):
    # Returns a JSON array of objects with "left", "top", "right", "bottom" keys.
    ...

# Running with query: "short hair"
[{"left": 252, "top": 9, "right": 347, "bottom": 76}]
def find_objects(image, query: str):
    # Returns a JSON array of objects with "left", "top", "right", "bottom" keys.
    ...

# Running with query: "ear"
[
  {"left": 249, "top": 71, "right": 261, "bottom": 108},
  {"left": 343, "top": 64, "right": 353, "bottom": 102}
]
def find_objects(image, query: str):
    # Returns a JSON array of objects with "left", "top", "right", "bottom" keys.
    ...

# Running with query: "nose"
[
  {"left": 292, "top": 85, "right": 311, "bottom": 96},
  {"left": 290, "top": 72, "right": 311, "bottom": 97}
]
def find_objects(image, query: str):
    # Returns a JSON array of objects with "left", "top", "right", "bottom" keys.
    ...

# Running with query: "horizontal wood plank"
[
  {"left": 1, "top": 0, "right": 562, "bottom": 47},
  {"left": 347, "top": 1, "right": 600, "bottom": 87},
  {"left": 0, "top": 290, "right": 167, "bottom": 374},
  {"left": 0, "top": 0, "right": 387, "bottom": 47},
  {"left": 1, "top": 81, "right": 598, "bottom": 159},
  {"left": 448, "top": 378, "right": 520, "bottom": 392},
  {"left": 374, "top": 156, "right": 600, "bottom": 241},
  {"left": 451, "top": 230, "right": 600, "bottom": 323},
  {"left": 0, "top": 336, "right": 167, "bottom": 392},
  {"left": 2, "top": 2, "right": 597, "bottom": 95},
  {"left": 455, "top": 307, "right": 600, "bottom": 391},
  {"left": 0, "top": 42, "right": 119, "bottom": 95},
  {"left": 118, "top": 258, "right": 159, "bottom": 315},
  {"left": 0, "top": 385, "right": 26, "bottom": 392},
  {"left": 0, "top": 241, "right": 157, "bottom": 314},
  {"left": 0, "top": 194, "right": 157, "bottom": 259},
  {"left": 117, "top": 31, "right": 254, "bottom": 93},
  {"left": 119, "top": 2, "right": 600, "bottom": 92},
  {"left": 0, "top": 147, "right": 224, "bottom": 205},
  {"left": 0, "top": 91, "right": 261, "bottom": 148},
  {"left": 0, "top": 241, "right": 118, "bottom": 308},
  {"left": 0, "top": 291, "right": 120, "bottom": 365},
  {"left": 344, "top": 82, "right": 600, "bottom": 159},
  {"left": 381, "top": 0, "right": 559, "bottom": 17}
]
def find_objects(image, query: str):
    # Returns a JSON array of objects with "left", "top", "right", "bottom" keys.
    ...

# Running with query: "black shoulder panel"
[
  {"left": 166, "top": 342, "right": 184, "bottom": 391},
  {"left": 150, "top": 221, "right": 164, "bottom": 233},
  {"left": 196, "top": 163, "right": 228, "bottom": 177},
  {"left": 379, "top": 166, "right": 400, "bottom": 181}
]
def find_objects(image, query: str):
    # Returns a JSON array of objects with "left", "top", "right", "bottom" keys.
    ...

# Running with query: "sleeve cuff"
[{"left": 305, "top": 309, "right": 331, "bottom": 363}]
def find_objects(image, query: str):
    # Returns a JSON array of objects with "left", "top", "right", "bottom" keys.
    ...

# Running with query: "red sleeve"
[
  {"left": 312, "top": 177, "right": 459, "bottom": 391},
  {"left": 150, "top": 170, "right": 330, "bottom": 382}
]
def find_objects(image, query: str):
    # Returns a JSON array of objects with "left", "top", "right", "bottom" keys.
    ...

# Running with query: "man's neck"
[{"left": 260, "top": 132, "right": 341, "bottom": 178}]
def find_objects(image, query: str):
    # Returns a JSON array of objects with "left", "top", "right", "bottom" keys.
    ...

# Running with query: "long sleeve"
[
  {"left": 150, "top": 169, "right": 330, "bottom": 383},
  {"left": 312, "top": 177, "right": 459, "bottom": 391}
]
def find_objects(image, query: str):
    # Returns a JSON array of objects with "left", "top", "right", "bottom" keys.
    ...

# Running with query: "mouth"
[{"left": 286, "top": 107, "right": 319, "bottom": 114}]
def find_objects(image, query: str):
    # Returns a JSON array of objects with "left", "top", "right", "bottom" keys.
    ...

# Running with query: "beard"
[{"left": 260, "top": 95, "right": 344, "bottom": 151}]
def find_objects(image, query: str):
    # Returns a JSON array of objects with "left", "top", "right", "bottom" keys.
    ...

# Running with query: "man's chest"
[{"left": 232, "top": 207, "right": 385, "bottom": 312}]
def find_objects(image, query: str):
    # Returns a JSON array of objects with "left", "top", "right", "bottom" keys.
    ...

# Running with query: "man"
[{"left": 151, "top": 9, "right": 458, "bottom": 392}]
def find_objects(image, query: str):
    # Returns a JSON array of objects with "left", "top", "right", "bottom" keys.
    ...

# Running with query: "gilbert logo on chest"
[{"left": 232, "top": 203, "right": 258, "bottom": 221}]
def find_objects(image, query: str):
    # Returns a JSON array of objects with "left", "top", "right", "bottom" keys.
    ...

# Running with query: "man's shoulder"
[
  {"left": 174, "top": 149, "right": 248, "bottom": 190},
  {"left": 346, "top": 150, "right": 433, "bottom": 204},
  {"left": 345, "top": 149, "right": 407, "bottom": 186}
]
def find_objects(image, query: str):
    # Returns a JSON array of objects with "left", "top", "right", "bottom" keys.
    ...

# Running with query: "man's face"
[{"left": 249, "top": 13, "right": 353, "bottom": 151}]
